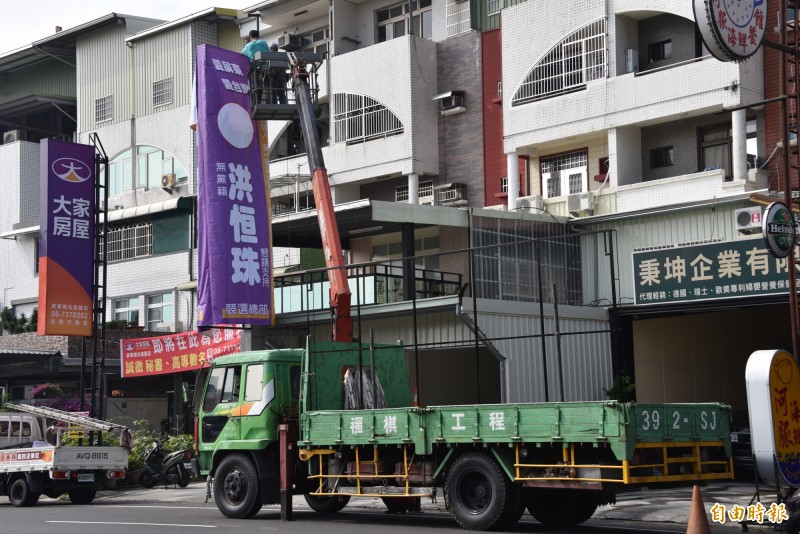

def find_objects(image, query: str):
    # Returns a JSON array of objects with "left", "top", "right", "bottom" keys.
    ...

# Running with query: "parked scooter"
[{"left": 139, "top": 439, "right": 191, "bottom": 488}]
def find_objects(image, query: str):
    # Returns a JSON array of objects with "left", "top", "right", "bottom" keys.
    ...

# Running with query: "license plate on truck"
[{"left": 77, "top": 473, "right": 94, "bottom": 483}]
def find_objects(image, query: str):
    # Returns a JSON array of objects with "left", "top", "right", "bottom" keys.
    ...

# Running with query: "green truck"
[{"left": 196, "top": 339, "right": 733, "bottom": 530}]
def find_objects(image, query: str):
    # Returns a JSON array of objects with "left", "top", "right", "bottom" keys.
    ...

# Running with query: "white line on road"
[{"left": 47, "top": 521, "right": 216, "bottom": 528}]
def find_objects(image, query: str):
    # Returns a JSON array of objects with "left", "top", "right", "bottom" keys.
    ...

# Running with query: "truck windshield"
[{"left": 203, "top": 366, "right": 241, "bottom": 412}]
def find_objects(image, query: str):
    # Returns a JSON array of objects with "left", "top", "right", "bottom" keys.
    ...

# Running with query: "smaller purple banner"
[
  {"left": 196, "top": 44, "right": 273, "bottom": 327},
  {"left": 38, "top": 139, "right": 95, "bottom": 336}
]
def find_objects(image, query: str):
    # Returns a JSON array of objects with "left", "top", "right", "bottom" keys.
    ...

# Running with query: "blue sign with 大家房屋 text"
[{"left": 633, "top": 238, "right": 796, "bottom": 306}]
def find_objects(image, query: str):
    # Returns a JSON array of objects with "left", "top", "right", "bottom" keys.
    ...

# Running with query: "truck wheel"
[
  {"left": 68, "top": 490, "right": 96, "bottom": 505},
  {"left": 527, "top": 490, "right": 598, "bottom": 527},
  {"left": 9, "top": 479, "right": 38, "bottom": 507},
  {"left": 139, "top": 471, "right": 155, "bottom": 488},
  {"left": 494, "top": 487, "right": 525, "bottom": 530},
  {"left": 446, "top": 452, "right": 513, "bottom": 531},
  {"left": 304, "top": 494, "right": 351, "bottom": 514},
  {"left": 214, "top": 455, "right": 261, "bottom": 519}
]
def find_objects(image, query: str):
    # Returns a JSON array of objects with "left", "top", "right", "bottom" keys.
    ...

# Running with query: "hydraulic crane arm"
[{"left": 288, "top": 53, "right": 352, "bottom": 342}]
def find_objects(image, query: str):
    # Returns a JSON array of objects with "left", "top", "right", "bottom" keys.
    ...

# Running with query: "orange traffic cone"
[{"left": 686, "top": 485, "right": 711, "bottom": 534}]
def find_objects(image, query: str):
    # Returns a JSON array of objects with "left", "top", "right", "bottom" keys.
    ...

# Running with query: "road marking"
[
  {"left": 47, "top": 521, "right": 216, "bottom": 528},
  {"left": 102, "top": 505, "right": 210, "bottom": 510}
]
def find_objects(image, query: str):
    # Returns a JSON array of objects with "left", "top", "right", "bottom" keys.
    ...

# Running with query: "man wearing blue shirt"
[{"left": 242, "top": 30, "right": 269, "bottom": 61}]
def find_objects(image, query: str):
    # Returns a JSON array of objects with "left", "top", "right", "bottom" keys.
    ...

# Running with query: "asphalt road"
[{"left": 0, "top": 491, "right": 744, "bottom": 534}]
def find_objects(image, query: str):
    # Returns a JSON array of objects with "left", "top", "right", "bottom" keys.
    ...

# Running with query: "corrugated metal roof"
[{"left": 126, "top": 7, "right": 240, "bottom": 42}]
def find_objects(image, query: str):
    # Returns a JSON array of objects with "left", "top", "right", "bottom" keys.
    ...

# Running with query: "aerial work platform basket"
[{"left": 248, "top": 51, "right": 323, "bottom": 121}]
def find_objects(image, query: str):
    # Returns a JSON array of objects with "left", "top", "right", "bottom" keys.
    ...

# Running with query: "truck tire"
[
  {"left": 68, "top": 490, "right": 96, "bottom": 505},
  {"left": 214, "top": 454, "right": 261, "bottom": 519},
  {"left": 9, "top": 478, "right": 39, "bottom": 507},
  {"left": 304, "top": 494, "right": 350, "bottom": 514},
  {"left": 446, "top": 452, "right": 514, "bottom": 531},
  {"left": 139, "top": 471, "right": 155, "bottom": 488},
  {"left": 494, "top": 488, "right": 525, "bottom": 530},
  {"left": 527, "top": 489, "right": 598, "bottom": 527}
]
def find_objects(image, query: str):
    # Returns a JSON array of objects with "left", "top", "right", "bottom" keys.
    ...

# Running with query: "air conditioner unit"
[
  {"left": 161, "top": 173, "right": 176, "bottom": 191},
  {"left": 3, "top": 130, "right": 25, "bottom": 144},
  {"left": 625, "top": 49, "right": 639, "bottom": 73},
  {"left": 734, "top": 206, "right": 763, "bottom": 234},
  {"left": 278, "top": 34, "right": 306, "bottom": 51},
  {"left": 156, "top": 321, "right": 183, "bottom": 333},
  {"left": 436, "top": 182, "right": 467, "bottom": 205},
  {"left": 567, "top": 192, "right": 593, "bottom": 214},
  {"left": 515, "top": 195, "right": 545, "bottom": 212}
]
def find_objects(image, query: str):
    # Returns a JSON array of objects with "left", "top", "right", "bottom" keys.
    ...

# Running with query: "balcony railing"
[{"left": 274, "top": 262, "right": 462, "bottom": 314}]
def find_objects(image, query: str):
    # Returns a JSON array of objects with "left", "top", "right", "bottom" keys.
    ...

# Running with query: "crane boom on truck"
[
  {"left": 288, "top": 52, "right": 352, "bottom": 343},
  {"left": 250, "top": 51, "right": 352, "bottom": 342}
]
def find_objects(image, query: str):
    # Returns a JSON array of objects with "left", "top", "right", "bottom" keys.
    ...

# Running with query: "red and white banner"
[{"left": 120, "top": 328, "right": 240, "bottom": 378}]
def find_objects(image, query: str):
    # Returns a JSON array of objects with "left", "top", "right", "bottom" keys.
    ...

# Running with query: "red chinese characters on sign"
[
  {"left": 0, "top": 450, "right": 51, "bottom": 463},
  {"left": 120, "top": 328, "right": 240, "bottom": 378}
]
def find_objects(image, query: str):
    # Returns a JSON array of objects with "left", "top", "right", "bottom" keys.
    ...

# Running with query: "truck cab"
[
  {"left": 196, "top": 349, "right": 304, "bottom": 477},
  {"left": 0, "top": 413, "right": 45, "bottom": 449}
]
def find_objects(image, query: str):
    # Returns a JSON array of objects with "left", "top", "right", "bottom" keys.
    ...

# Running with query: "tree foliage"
[{"left": 1, "top": 307, "right": 38, "bottom": 333}]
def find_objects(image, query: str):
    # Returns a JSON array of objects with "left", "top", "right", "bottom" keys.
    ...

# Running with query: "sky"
[{"left": 0, "top": 0, "right": 228, "bottom": 53}]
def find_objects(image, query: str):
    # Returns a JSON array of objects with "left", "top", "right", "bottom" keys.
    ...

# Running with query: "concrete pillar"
[
  {"left": 408, "top": 173, "right": 419, "bottom": 204},
  {"left": 732, "top": 109, "right": 748, "bottom": 182},
  {"left": 506, "top": 152, "right": 519, "bottom": 211}
]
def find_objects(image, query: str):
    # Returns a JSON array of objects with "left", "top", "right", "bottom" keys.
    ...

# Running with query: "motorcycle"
[{"left": 139, "top": 439, "right": 192, "bottom": 488}]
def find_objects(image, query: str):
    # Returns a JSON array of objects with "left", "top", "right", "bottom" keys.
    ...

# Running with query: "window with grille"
[
  {"left": 512, "top": 19, "right": 607, "bottom": 106},
  {"left": 446, "top": 0, "right": 471, "bottom": 36},
  {"left": 95, "top": 95, "right": 113, "bottom": 123},
  {"left": 500, "top": 176, "right": 508, "bottom": 192},
  {"left": 102, "top": 221, "right": 153, "bottom": 262},
  {"left": 377, "top": 0, "right": 432, "bottom": 42},
  {"left": 540, "top": 150, "right": 587, "bottom": 198},
  {"left": 147, "top": 293, "right": 174, "bottom": 330},
  {"left": 395, "top": 180, "right": 433, "bottom": 202},
  {"left": 487, "top": 0, "right": 501, "bottom": 16},
  {"left": 333, "top": 93, "right": 403, "bottom": 144},
  {"left": 153, "top": 78, "right": 173, "bottom": 107}
]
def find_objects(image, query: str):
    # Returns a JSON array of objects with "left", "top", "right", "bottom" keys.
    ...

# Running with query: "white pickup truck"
[{"left": 0, "top": 404, "right": 129, "bottom": 506}]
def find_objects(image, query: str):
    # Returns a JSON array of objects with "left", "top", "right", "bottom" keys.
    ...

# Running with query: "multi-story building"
[{"left": 2, "top": 0, "right": 789, "bottom": 426}]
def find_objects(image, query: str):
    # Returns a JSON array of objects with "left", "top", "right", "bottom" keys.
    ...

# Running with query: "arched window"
[
  {"left": 512, "top": 19, "right": 607, "bottom": 106},
  {"left": 332, "top": 93, "right": 403, "bottom": 144},
  {"left": 103, "top": 145, "right": 189, "bottom": 196}
]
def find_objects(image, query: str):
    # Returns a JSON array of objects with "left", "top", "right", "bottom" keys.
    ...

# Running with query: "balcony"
[
  {"left": 274, "top": 263, "right": 462, "bottom": 315},
  {"left": 544, "top": 167, "right": 769, "bottom": 217},
  {"left": 269, "top": 35, "right": 439, "bottom": 187}
]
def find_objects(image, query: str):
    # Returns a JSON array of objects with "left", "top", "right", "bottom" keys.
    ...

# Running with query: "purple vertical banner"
[
  {"left": 38, "top": 139, "right": 95, "bottom": 336},
  {"left": 196, "top": 45, "right": 274, "bottom": 327}
]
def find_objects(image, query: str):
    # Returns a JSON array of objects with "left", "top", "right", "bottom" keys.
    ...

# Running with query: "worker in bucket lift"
[
  {"left": 242, "top": 30, "right": 270, "bottom": 104},
  {"left": 269, "top": 43, "right": 289, "bottom": 105}
]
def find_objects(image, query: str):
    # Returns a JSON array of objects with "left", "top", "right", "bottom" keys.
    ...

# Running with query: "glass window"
[
  {"left": 245, "top": 364, "right": 264, "bottom": 402},
  {"left": 114, "top": 298, "right": 140, "bottom": 324},
  {"left": 147, "top": 150, "right": 163, "bottom": 189},
  {"left": 220, "top": 367, "right": 241, "bottom": 403},
  {"left": 648, "top": 40, "right": 672, "bottom": 63},
  {"left": 147, "top": 293, "right": 174, "bottom": 330},
  {"left": 153, "top": 78, "right": 173, "bottom": 107},
  {"left": 650, "top": 146, "right": 674, "bottom": 168},
  {"left": 513, "top": 19, "right": 607, "bottom": 105},
  {"left": 377, "top": 1, "right": 432, "bottom": 42},
  {"left": 203, "top": 367, "right": 225, "bottom": 412},
  {"left": 95, "top": 95, "right": 113, "bottom": 123},
  {"left": 487, "top": 0, "right": 501, "bottom": 16},
  {"left": 107, "top": 145, "right": 188, "bottom": 195},
  {"left": 701, "top": 125, "right": 732, "bottom": 180},
  {"left": 540, "top": 150, "right": 588, "bottom": 198}
]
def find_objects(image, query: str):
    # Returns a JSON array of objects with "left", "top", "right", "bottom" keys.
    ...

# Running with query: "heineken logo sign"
[{"left": 762, "top": 201, "right": 796, "bottom": 258}]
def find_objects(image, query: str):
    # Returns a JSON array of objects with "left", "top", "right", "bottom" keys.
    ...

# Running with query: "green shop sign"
[{"left": 632, "top": 238, "right": 795, "bottom": 306}]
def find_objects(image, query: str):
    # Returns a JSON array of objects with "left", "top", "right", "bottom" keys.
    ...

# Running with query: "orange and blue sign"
[{"left": 37, "top": 139, "right": 95, "bottom": 337}]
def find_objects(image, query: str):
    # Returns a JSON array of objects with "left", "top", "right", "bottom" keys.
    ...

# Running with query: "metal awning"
[
  {"left": 106, "top": 196, "right": 193, "bottom": 222},
  {"left": 270, "top": 199, "right": 468, "bottom": 248},
  {"left": 0, "top": 224, "right": 39, "bottom": 239},
  {"left": 0, "top": 93, "right": 76, "bottom": 122},
  {"left": 0, "top": 196, "right": 193, "bottom": 239}
]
